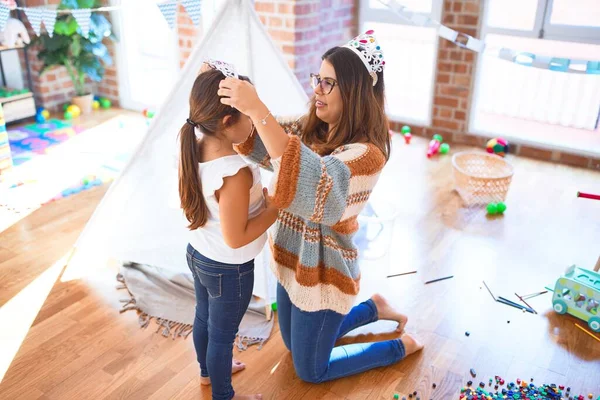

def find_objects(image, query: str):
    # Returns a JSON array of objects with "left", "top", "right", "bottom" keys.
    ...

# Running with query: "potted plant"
[{"left": 32, "top": 0, "right": 116, "bottom": 114}]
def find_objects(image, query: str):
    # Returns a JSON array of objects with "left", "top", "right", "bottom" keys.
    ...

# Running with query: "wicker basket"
[{"left": 452, "top": 151, "right": 514, "bottom": 206}]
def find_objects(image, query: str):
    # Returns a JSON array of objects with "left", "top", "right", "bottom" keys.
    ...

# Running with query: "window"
[
  {"left": 359, "top": 0, "right": 443, "bottom": 125},
  {"left": 471, "top": 0, "right": 600, "bottom": 155}
]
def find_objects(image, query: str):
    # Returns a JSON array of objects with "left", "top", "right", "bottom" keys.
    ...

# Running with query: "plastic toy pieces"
[
  {"left": 399, "top": 125, "right": 412, "bottom": 144},
  {"left": 486, "top": 202, "right": 506, "bottom": 215}
]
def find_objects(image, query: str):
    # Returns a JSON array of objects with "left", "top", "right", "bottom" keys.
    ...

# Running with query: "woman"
[{"left": 218, "top": 31, "right": 423, "bottom": 383}]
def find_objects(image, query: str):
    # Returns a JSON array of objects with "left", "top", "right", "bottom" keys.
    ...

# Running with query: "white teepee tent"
[{"left": 65, "top": 0, "right": 308, "bottom": 302}]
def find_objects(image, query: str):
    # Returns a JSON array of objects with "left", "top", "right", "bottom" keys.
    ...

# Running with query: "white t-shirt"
[{"left": 188, "top": 155, "right": 267, "bottom": 264}]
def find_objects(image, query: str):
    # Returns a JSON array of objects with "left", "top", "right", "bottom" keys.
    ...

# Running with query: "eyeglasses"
[{"left": 310, "top": 73, "right": 337, "bottom": 95}]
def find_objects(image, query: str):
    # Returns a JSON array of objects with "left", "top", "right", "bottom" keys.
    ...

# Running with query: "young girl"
[{"left": 179, "top": 60, "right": 276, "bottom": 400}]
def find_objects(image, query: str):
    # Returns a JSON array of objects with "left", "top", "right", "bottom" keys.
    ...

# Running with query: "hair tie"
[{"left": 186, "top": 118, "right": 198, "bottom": 128}]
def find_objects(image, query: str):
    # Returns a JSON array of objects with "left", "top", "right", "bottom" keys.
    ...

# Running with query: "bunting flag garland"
[
  {"left": 0, "top": 3, "right": 10, "bottom": 31},
  {"left": 181, "top": 0, "right": 201, "bottom": 26},
  {"left": 71, "top": 8, "right": 92, "bottom": 38},
  {"left": 23, "top": 7, "right": 43, "bottom": 36},
  {"left": 42, "top": 8, "right": 57, "bottom": 38},
  {"left": 157, "top": 1, "right": 178, "bottom": 30}
]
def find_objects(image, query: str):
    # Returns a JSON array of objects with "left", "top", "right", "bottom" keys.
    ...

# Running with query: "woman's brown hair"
[
  {"left": 301, "top": 46, "right": 390, "bottom": 160},
  {"left": 179, "top": 69, "right": 251, "bottom": 230}
]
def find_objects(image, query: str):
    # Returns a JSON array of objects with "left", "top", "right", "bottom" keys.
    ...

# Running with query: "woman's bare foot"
[
  {"left": 232, "top": 395, "right": 262, "bottom": 399},
  {"left": 371, "top": 293, "right": 408, "bottom": 332},
  {"left": 199, "top": 359, "right": 247, "bottom": 386},
  {"left": 400, "top": 333, "right": 424, "bottom": 356}
]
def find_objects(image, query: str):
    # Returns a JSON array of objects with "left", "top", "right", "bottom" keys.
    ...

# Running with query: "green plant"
[{"left": 32, "top": 0, "right": 116, "bottom": 96}]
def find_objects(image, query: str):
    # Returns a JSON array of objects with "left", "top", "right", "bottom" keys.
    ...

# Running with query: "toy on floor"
[
  {"left": 459, "top": 375, "right": 594, "bottom": 400},
  {"left": 427, "top": 134, "right": 450, "bottom": 158},
  {"left": 92, "top": 100, "right": 100, "bottom": 109},
  {"left": 551, "top": 265, "right": 600, "bottom": 332},
  {"left": 400, "top": 125, "right": 412, "bottom": 144},
  {"left": 67, "top": 105, "right": 81, "bottom": 118},
  {"left": 35, "top": 107, "right": 49, "bottom": 123},
  {"left": 486, "top": 201, "right": 506, "bottom": 215},
  {"left": 427, "top": 134, "right": 442, "bottom": 158},
  {"left": 577, "top": 191, "right": 600, "bottom": 201},
  {"left": 486, "top": 137, "right": 509, "bottom": 157}
]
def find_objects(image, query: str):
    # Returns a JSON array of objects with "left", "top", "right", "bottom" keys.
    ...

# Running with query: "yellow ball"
[
  {"left": 41, "top": 110, "right": 50, "bottom": 119},
  {"left": 92, "top": 100, "right": 100, "bottom": 110},
  {"left": 67, "top": 105, "right": 81, "bottom": 117}
]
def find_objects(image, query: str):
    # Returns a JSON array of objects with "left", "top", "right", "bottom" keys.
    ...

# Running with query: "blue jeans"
[
  {"left": 277, "top": 283, "right": 406, "bottom": 383},
  {"left": 186, "top": 244, "right": 254, "bottom": 400}
]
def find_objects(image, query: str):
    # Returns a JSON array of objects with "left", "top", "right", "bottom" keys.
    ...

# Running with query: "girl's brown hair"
[
  {"left": 179, "top": 69, "right": 251, "bottom": 230},
  {"left": 301, "top": 46, "right": 390, "bottom": 160}
]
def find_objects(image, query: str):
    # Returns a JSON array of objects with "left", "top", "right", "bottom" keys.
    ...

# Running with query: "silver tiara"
[
  {"left": 343, "top": 30, "right": 385, "bottom": 86},
  {"left": 204, "top": 58, "right": 238, "bottom": 79}
]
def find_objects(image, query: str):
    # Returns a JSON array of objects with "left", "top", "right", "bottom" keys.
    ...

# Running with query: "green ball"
[
  {"left": 400, "top": 125, "right": 411, "bottom": 135},
  {"left": 486, "top": 202, "right": 498, "bottom": 215},
  {"left": 63, "top": 103, "right": 71, "bottom": 112},
  {"left": 271, "top": 302, "right": 277, "bottom": 311},
  {"left": 439, "top": 143, "right": 450, "bottom": 154},
  {"left": 394, "top": 395, "right": 399, "bottom": 400},
  {"left": 496, "top": 202, "right": 507, "bottom": 213},
  {"left": 100, "top": 98, "right": 112, "bottom": 109},
  {"left": 64, "top": 111, "right": 73, "bottom": 120},
  {"left": 433, "top": 133, "right": 443, "bottom": 142}
]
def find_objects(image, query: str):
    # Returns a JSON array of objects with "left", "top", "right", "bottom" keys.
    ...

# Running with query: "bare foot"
[
  {"left": 199, "top": 359, "right": 247, "bottom": 386},
  {"left": 371, "top": 293, "right": 408, "bottom": 332},
  {"left": 232, "top": 395, "right": 262, "bottom": 399},
  {"left": 400, "top": 333, "right": 424, "bottom": 356}
]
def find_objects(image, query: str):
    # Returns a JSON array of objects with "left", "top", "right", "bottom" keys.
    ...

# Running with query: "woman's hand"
[{"left": 218, "top": 78, "right": 268, "bottom": 120}]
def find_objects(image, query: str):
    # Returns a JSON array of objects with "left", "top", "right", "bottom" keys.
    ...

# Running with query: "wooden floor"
[{"left": 1, "top": 133, "right": 600, "bottom": 400}]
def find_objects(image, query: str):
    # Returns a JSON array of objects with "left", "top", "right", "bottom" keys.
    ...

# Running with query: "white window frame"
[
  {"left": 359, "top": 0, "right": 444, "bottom": 126},
  {"left": 481, "top": 0, "right": 600, "bottom": 43},
  {"left": 469, "top": 0, "right": 600, "bottom": 138}
]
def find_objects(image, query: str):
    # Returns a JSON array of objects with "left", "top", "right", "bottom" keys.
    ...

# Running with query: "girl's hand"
[
  {"left": 263, "top": 187, "right": 276, "bottom": 211},
  {"left": 218, "top": 78, "right": 267, "bottom": 119}
]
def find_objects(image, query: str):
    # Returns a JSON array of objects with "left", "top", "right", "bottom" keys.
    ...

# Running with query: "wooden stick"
[
  {"left": 387, "top": 270, "right": 417, "bottom": 278},
  {"left": 594, "top": 255, "right": 600, "bottom": 273},
  {"left": 424, "top": 275, "right": 454, "bottom": 284},
  {"left": 521, "top": 290, "right": 548, "bottom": 299},
  {"left": 482, "top": 280, "right": 496, "bottom": 302},
  {"left": 515, "top": 292, "right": 537, "bottom": 314},
  {"left": 574, "top": 323, "right": 600, "bottom": 343},
  {"left": 497, "top": 297, "right": 535, "bottom": 314}
]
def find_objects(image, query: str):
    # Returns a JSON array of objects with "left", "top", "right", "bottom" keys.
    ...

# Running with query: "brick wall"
[
  {"left": 255, "top": 0, "right": 356, "bottom": 93},
  {"left": 177, "top": 3, "right": 200, "bottom": 68}
]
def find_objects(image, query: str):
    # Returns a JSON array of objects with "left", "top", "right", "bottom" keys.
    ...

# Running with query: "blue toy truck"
[{"left": 552, "top": 265, "right": 600, "bottom": 332}]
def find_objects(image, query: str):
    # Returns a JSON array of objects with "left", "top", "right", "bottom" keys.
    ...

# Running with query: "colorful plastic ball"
[
  {"left": 41, "top": 109, "right": 50, "bottom": 119},
  {"left": 92, "top": 100, "right": 100, "bottom": 110},
  {"left": 439, "top": 143, "right": 450, "bottom": 154},
  {"left": 63, "top": 103, "right": 71, "bottom": 112},
  {"left": 64, "top": 111, "right": 73, "bottom": 120},
  {"left": 67, "top": 105, "right": 81, "bottom": 117},
  {"left": 400, "top": 125, "right": 411, "bottom": 135},
  {"left": 35, "top": 113, "right": 46, "bottom": 124},
  {"left": 486, "top": 202, "right": 498, "bottom": 215},
  {"left": 433, "top": 133, "right": 443, "bottom": 142},
  {"left": 93, "top": 95, "right": 100, "bottom": 101},
  {"left": 497, "top": 202, "right": 507, "bottom": 213},
  {"left": 486, "top": 137, "right": 509, "bottom": 157},
  {"left": 100, "top": 98, "right": 112, "bottom": 109}
]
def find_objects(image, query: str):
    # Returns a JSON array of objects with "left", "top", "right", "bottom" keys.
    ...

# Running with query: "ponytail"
[{"left": 178, "top": 122, "right": 208, "bottom": 230}]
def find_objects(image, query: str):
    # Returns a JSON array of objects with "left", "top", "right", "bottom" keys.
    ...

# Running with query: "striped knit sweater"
[{"left": 234, "top": 119, "right": 386, "bottom": 314}]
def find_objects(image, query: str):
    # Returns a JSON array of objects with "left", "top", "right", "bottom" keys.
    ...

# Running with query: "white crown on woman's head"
[
  {"left": 343, "top": 30, "right": 385, "bottom": 86},
  {"left": 204, "top": 58, "right": 238, "bottom": 79}
]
